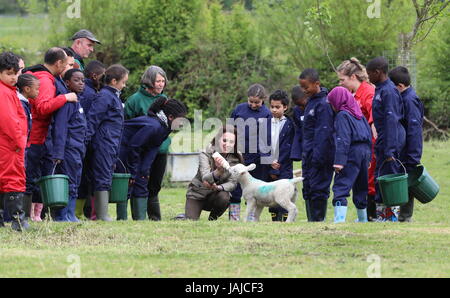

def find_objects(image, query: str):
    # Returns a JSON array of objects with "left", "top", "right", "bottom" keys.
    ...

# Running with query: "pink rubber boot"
[{"left": 33, "top": 203, "right": 43, "bottom": 222}]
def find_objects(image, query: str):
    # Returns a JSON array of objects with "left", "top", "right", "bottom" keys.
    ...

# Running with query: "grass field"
[
  {"left": 0, "top": 15, "right": 50, "bottom": 64},
  {"left": 0, "top": 141, "right": 449, "bottom": 278}
]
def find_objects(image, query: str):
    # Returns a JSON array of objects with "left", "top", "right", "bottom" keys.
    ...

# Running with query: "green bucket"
[
  {"left": 38, "top": 175, "right": 69, "bottom": 207},
  {"left": 110, "top": 173, "right": 131, "bottom": 203},
  {"left": 377, "top": 159, "right": 409, "bottom": 207},
  {"left": 407, "top": 165, "right": 439, "bottom": 204}
]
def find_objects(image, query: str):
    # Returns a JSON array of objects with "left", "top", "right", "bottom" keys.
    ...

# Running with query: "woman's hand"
[
  {"left": 213, "top": 157, "right": 225, "bottom": 176},
  {"left": 203, "top": 181, "right": 221, "bottom": 191}
]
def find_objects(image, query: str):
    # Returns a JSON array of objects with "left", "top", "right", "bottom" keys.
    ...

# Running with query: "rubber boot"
[
  {"left": 131, "top": 197, "right": 147, "bottom": 221},
  {"left": 147, "top": 196, "right": 161, "bottom": 221},
  {"left": 33, "top": 203, "right": 43, "bottom": 222},
  {"left": 356, "top": 208, "right": 368, "bottom": 223},
  {"left": 270, "top": 212, "right": 279, "bottom": 222},
  {"left": 66, "top": 197, "right": 80, "bottom": 222},
  {"left": 94, "top": 191, "right": 112, "bottom": 222},
  {"left": 83, "top": 196, "right": 92, "bottom": 219},
  {"left": 228, "top": 203, "right": 240, "bottom": 221},
  {"left": 399, "top": 194, "right": 414, "bottom": 222},
  {"left": 311, "top": 199, "right": 328, "bottom": 222},
  {"left": 305, "top": 200, "right": 313, "bottom": 222},
  {"left": 116, "top": 201, "right": 128, "bottom": 221},
  {"left": 5, "top": 193, "right": 29, "bottom": 232},
  {"left": 333, "top": 202, "right": 347, "bottom": 223},
  {"left": 75, "top": 199, "right": 86, "bottom": 220},
  {"left": 0, "top": 194, "right": 5, "bottom": 228},
  {"left": 367, "top": 195, "right": 377, "bottom": 221},
  {"left": 385, "top": 206, "right": 399, "bottom": 222},
  {"left": 22, "top": 194, "right": 32, "bottom": 220}
]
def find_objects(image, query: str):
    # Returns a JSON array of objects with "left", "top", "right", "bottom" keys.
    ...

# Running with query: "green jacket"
[{"left": 124, "top": 86, "right": 171, "bottom": 153}]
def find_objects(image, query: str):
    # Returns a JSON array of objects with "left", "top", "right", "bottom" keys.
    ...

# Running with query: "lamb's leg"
[
  {"left": 278, "top": 199, "right": 298, "bottom": 223},
  {"left": 253, "top": 205, "right": 264, "bottom": 222},
  {"left": 245, "top": 198, "right": 257, "bottom": 222}
]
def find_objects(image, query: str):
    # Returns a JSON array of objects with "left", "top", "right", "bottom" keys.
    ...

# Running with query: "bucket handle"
[
  {"left": 377, "top": 157, "right": 407, "bottom": 178},
  {"left": 117, "top": 158, "right": 128, "bottom": 174},
  {"left": 51, "top": 162, "right": 59, "bottom": 176}
]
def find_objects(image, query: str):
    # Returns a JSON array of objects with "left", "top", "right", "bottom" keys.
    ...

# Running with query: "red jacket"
[
  {"left": 25, "top": 65, "right": 67, "bottom": 145},
  {"left": 355, "top": 81, "right": 375, "bottom": 125},
  {"left": 0, "top": 81, "right": 28, "bottom": 152}
]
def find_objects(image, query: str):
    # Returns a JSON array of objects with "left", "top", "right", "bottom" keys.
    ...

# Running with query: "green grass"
[
  {"left": 0, "top": 15, "right": 50, "bottom": 64},
  {"left": 1, "top": 141, "right": 449, "bottom": 278}
]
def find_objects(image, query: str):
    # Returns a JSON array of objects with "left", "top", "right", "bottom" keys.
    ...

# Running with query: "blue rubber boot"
[
  {"left": 355, "top": 208, "right": 368, "bottom": 223},
  {"left": 333, "top": 202, "right": 347, "bottom": 223}
]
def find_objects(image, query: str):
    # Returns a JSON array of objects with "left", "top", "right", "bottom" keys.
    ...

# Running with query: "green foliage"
[
  {"left": 416, "top": 13, "right": 450, "bottom": 128},
  {"left": 171, "top": 1, "right": 281, "bottom": 119}
]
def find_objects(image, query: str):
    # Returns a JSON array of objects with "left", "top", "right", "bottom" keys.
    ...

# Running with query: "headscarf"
[{"left": 328, "top": 86, "right": 364, "bottom": 120}]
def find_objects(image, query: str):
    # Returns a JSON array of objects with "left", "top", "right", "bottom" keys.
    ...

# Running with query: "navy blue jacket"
[
  {"left": 266, "top": 116, "right": 294, "bottom": 179},
  {"left": 372, "top": 79, "right": 405, "bottom": 160},
  {"left": 230, "top": 102, "right": 272, "bottom": 164},
  {"left": 80, "top": 78, "right": 97, "bottom": 116},
  {"left": 400, "top": 87, "right": 423, "bottom": 167},
  {"left": 55, "top": 76, "right": 69, "bottom": 96},
  {"left": 18, "top": 93, "right": 32, "bottom": 141},
  {"left": 86, "top": 86, "right": 124, "bottom": 155},
  {"left": 302, "top": 87, "right": 335, "bottom": 166},
  {"left": 119, "top": 114, "right": 170, "bottom": 179},
  {"left": 290, "top": 106, "right": 304, "bottom": 161},
  {"left": 49, "top": 101, "right": 87, "bottom": 161},
  {"left": 334, "top": 111, "right": 372, "bottom": 166}
]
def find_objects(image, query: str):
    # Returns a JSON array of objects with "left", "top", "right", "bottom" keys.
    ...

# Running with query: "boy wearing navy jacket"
[
  {"left": 290, "top": 86, "right": 308, "bottom": 162},
  {"left": 266, "top": 90, "right": 295, "bottom": 221},
  {"left": 367, "top": 57, "right": 406, "bottom": 222},
  {"left": 389, "top": 66, "right": 424, "bottom": 222},
  {"left": 47, "top": 69, "right": 87, "bottom": 222},
  {"left": 299, "top": 69, "right": 335, "bottom": 222},
  {"left": 228, "top": 84, "right": 272, "bottom": 220}
]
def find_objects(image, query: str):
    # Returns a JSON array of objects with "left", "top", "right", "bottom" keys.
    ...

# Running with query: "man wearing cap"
[{"left": 69, "top": 29, "right": 101, "bottom": 71}]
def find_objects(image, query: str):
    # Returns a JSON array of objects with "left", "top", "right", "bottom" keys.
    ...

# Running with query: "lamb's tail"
[{"left": 290, "top": 177, "right": 304, "bottom": 184}]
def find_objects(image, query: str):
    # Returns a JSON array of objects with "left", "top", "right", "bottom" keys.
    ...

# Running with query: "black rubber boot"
[
  {"left": 305, "top": 200, "right": 313, "bottom": 222},
  {"left": 5, "top": 193, "right": 29, "bottom": 232},
  {"left": 399, "top": 194, "right": 414, "bottom": 222},
  {"left": 147, "top": 196, "right": 161, "bottom": 221},
  {"left": 22, "top": 194, "right": 32, "bottom": 220},
  {"left": 131, "top": 197, "right": 147, "bottom": 221},
  {"left": 367, "top": 195, "right": 377, "bottom": 222}
]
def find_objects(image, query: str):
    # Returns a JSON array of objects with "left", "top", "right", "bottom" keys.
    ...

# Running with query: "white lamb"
[{"left": 227, "top": 163, "right": 303, "bottom": 222}]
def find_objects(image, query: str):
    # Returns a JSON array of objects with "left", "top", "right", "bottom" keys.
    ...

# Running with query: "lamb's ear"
[{"left": 246, "top": 164, "right": 256, "bottom": 172}]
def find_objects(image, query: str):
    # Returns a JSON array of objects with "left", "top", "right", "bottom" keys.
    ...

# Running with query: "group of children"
[
  {"left": 0, "top": 46, "right": 423, "bottom": 231},
  {"left": 228, "top": 56, "right": 423, "bottom": 223},
  {"left": 0, "top": 48, "right": 187, "bottom": 231}
]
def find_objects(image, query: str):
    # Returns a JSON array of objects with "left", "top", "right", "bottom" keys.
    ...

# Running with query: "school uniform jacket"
[
  {"left": 400, "top": 87, "right": 424, "bottom": 167},
  {"left": 230, "top": 102, "right": 272, "bottom": 164},
  {"left": 334, "top": 111, "right": 372, "bottom": 166},
  {"left": 119, "top": 114, "right": 170, "bottom": 179},
  {"left": 24, "top": 65, "right": 67, "bottom": 145},
  {"left": 266, "top": 116, "right": 295, "bottom": 179},
  {"left": 79, "top": 78, "right": 97, "bottom": 116},
  {"left": 290, "top": 106, "right": 304, "bottom": 161},
  {"left": 302, "top": 87, "right": 335, "bottom": 167},
  {"left": 86, "top": 86, "right": 124, "bottom": 160},
  {"left": 372, "top": 79, "right": 405, "bottom": 160}
]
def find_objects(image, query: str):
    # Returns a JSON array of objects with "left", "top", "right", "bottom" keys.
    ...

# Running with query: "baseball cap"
[{"left": 71, "top": 29, "right": 102, "bottom": 44}]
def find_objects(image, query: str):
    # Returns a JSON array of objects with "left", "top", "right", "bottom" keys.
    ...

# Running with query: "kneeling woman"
[
  {"left": 185, "top": 126, "right": 243, "bottom": 221},
  {"left": 116, "top": 97, "right": 187, "bottom": 220}
]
